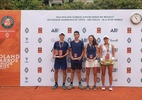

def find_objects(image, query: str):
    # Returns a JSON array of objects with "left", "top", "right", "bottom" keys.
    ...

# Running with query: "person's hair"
[
  {"left": 74, "top": 31, "right": 80, "bottom": 35},
  {"left": 88, "top": 35, "right": 98, "bottom": 45}
]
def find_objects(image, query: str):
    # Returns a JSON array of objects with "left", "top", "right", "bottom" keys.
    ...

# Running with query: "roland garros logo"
[{"left": 1, "top": 16, "right": 14, "bottom": 29}]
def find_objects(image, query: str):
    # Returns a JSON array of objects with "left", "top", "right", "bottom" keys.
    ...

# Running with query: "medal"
[
  {"left": 74, "top": 53, "right": 77, "bottom": 58},
  {"left": 59, "top": 50, "right": 63, "bottom": 56},
  {"left": 89, "top": 54, "right": 93, "bottom": 59}
]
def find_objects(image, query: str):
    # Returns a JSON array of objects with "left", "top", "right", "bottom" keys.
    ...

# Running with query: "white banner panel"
[{"left": 21, "top": 10, "right": 142, "bottom": 87}]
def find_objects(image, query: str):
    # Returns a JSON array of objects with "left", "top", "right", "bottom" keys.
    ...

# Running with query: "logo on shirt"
[
  {"left": 127, "top": 27, "right": 132, "bottom": 33},
  {"left": 127, "top": 38, "right": 131, "bottom": 43},
  {"left": 68, "top": 27, "right": 72, "bottom": 33},
  {"left": 38, "top": 27, "right": 42, "bottom": 34},
  {"left": 110, "top": 28, "right": 118, "bottom": 33},
  {"left": 97, "top": 27, "right": 101, "bottom": 33},
  {"left": 82, "top": 27, "right": 87, "bottom": 33},
  {"left": 127, "top": 47, "right": 131, "bottom": 53},
  {"left": 51, "top": 28, "right": 59, "bottom": 33},
  {"left": 127, "top": 67, "right": 131, "bottom": 73},
  {"left": 1, "top": 16, "right": 14, "bottom": 29},
  {"left": 38, "top": 67, "right": 42, "bottom": 73}
]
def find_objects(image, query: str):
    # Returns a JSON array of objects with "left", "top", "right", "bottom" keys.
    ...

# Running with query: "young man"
[
  {"left": 68, "top": 31, "right": 84, "bottom": 90},
  {"left": 52, "top": 33, "right": 69, "bottom": 90}
]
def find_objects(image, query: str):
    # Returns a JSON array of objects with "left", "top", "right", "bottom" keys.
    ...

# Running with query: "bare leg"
[
  {"left": 101, "top": 66, "right": 106, "bottom": 86},
  {"left": 108, "top": 65, "right": 113, "bottom": 86},
  {"left": 93, "top": 67, "right": 97, "bottom": 86},
  {"left": 86, "top": 68, "right": 91, "bottom": 86},
  {"left": 62, "top": 70, "right": 67, "bottom": 83}
]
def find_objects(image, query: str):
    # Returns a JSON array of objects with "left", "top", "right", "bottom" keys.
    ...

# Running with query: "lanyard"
[{"left": 59, "top": 41, "right": 64, "bottom": 49}]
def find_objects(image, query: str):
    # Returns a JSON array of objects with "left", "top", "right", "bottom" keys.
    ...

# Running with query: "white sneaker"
[
  {"left": 102, "top": 86, "right": 105, "bottom": 91},
  {"left": 109, "top": 86, "right": 113, "bottom": 91}
]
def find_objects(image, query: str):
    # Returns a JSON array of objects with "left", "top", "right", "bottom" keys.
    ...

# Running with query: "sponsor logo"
[
  {"left": 24, "top": 67, "right": 29, "bottom": 73},
  {"left": 37, "top": 77, "right": 42, "bottom": 83},
  {"left": 25, "top": 77, "right": 28, "bottom": 83},
  {"left": 82, "top": 28, "right": 87, "bottom": 33},
  {"left": 25, "top": 38, "right": 29, "bottom": 43},
  {"left": 97, "top": 77, "right": 100, "bottom": 83},
  {"left": 51, "top": 28, "right": 59, "bottom": 33},
  {"left": 25, "top": 48, "right": 29, "bottom": 53},
  {"left": 1, "top": 16, "right": 14, "bottom": 29},
  {"left": 68, "top": 27, "right": 72, "bottom": 33},
  {"left": 127, "top": 38, "right": 131, "bottom": 43},
  {"left": 141, "top": 58, "right": 142, "bottom": 62},
  {"left": 110, "top": 28, "right": 118, "bottom": 32},
  {"left": 110, "top": 39, "right": 118, "bottom": 42},
  {"left": 25, "top": 28, "right": 29, "bottom": 33},
  {"left": 97, "top": 38, "right": 101, "bottom": 43},
  {"left": 82, "top": 67, "right": 86, "bottom": 73},
  {"left": 141, "top": 38, "right": 142, "bottom": 42},
  {"left": 114, "top": 59, "right": 118, "bottom": 62},
  {"left": 81, "top": 38, "right": 88, "bottom": 42},
  {"left": 127, "top": 67, "right": 131, "bottom": 73},
  {"left": 67, "top": 77, "right": 71, "bottom": 83},
  {"left": 38, "top": 47, "right": 42, "bottom": 53},
  {"left": 81, "top": 78, "right": 86, "bottom": 82},
  {"left": 141, "top": 78, "right": 142, "bottom": 82},
  {"left": 127, "top": 27, "right": 132, "bottom": 33},
  {"left": 127, "top": 77, "right": 131, "bottom": 83},
  {"left": 127, "top": 47, "right": 131, "bottom": 53},
  {"left": 25, "top": 57, "right": 29, "bottom": 63},
  {"left": 97, "top": 27, "right": 101, "bottom": 33},
  {"left": 38, "top": 27, "right": 42, "bottom": 34},
  {"left": 127, "top": 58, "right": 131, "bottom": 63},
  {"left": 38, "top": 37, "right": 42, "bottom": 43},
  {"left": 0, "top": 54, "right": 20, "bottom": 69},
  {"left": 67, "top": 67, "right": 71, "bottom": 73},
  {"left": 38, "top": 67, "right": 42, "bottom": 73},
  {"left": 51, "top": 68, "right": 54, "bottom": 72},
  {"left": 38, "top": 57, "right": 42, "bottom": 63},
  {"left": 113, "top": 68, "right": 118, "bottom": 72},
  {"left": 97, "top": 68, "right": 100, "bottom": 73}
]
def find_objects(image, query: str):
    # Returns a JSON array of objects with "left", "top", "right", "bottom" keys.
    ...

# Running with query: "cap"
[
  {"left": 103, "top": 35, "right": 109, "bottom": 39},
  {"left": 59, "top": 33, "right": 65, "bottom": 36}
]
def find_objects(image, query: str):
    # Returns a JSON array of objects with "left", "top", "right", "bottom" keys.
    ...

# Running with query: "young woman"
[
  {"left": 84, "top": 35, "right": 99, "bottom": 90},
  {"left": 100, "top": 36, "right": 115, "bottom": 91}
]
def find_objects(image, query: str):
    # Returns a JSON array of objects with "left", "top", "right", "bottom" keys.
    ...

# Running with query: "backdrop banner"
[
  {"left": 1, "top": 10, "right": 142, "bottom": 87},
  {"left": 0, "top": 10, "right": 21, "bottom": 86}
]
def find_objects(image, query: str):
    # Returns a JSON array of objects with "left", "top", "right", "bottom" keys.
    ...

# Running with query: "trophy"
[
  {"left": 74, "top": 53, "right": 78, "bottom": 60},
  {"left": 54, "top": 49, "right": 59, "bottom": 58}
]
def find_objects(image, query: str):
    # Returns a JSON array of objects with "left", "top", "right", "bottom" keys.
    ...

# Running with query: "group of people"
[{"left": 52, "top": 31, "right": 115, "bottom": 91}]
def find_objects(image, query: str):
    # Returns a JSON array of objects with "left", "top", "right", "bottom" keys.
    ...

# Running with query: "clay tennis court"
[{"left": 0, "top": 86, "right": 142, "bottom": 100}]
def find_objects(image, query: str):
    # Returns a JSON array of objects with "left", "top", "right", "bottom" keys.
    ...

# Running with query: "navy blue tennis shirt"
[
  {"left": 70, "top": 40, "right": 84, "bottom": 63},
  {"left": 53, "top": 41, "right": 69, "bottom": 61}
]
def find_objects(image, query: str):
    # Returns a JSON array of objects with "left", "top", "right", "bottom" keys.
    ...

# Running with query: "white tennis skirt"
[{"left": 85, "top": 60, "right": 100, "bottom": 68}]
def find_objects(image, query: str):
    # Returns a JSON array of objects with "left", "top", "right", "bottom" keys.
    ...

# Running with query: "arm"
[
  {"left": 95, "top": 45, "right": 99, "bottom": 59},
  {"left": 84, "top": 45, "right": 88, "bottom": 59},
  {"left": 99, "top": 45, "right": 103, "bottom": 61}
]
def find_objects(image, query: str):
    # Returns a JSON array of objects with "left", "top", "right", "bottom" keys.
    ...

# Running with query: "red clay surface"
[{"left": 0, "top": 86, "right": 142, "bottom": 100}]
